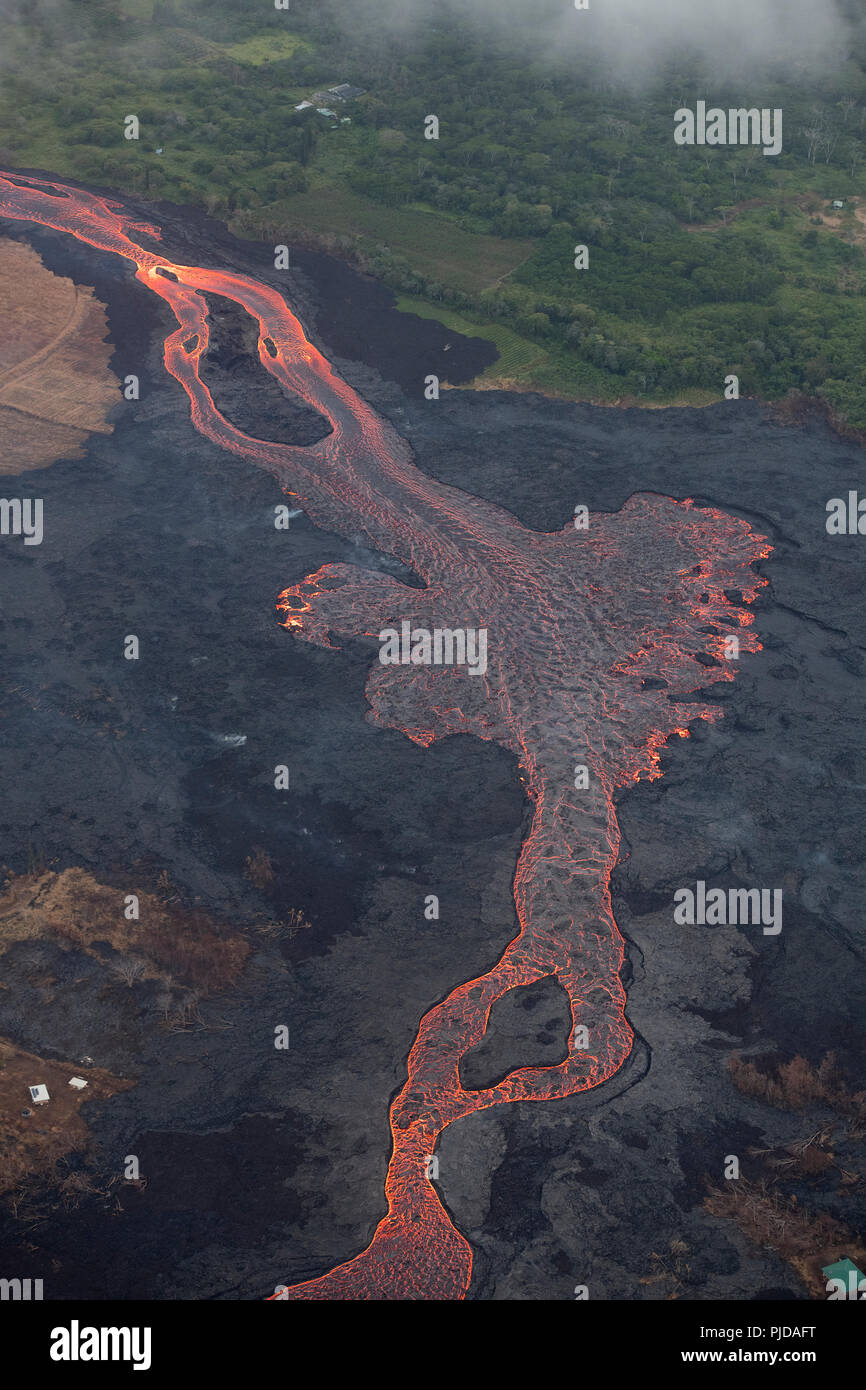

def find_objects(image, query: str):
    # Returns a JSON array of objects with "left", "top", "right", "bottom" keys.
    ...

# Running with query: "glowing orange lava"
[{"left": 0, "top": 171, "right": 771, "bottom": 1301}]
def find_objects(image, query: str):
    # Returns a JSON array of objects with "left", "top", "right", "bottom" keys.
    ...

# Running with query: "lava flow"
[{"left": 0, "top": 171, "right": 771, "bottom": 1301}]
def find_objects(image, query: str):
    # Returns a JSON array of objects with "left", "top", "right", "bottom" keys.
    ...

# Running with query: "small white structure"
[
  {"left": 833, "top": 199, "right": 845, "bottom": 209},
  {"left": 68, "top": 1077, "right": 88, "bottom": 1091},
  {"left": 29, "top": 1084, "right": 49, "bottom": 1105},
  {"left": 316, "top": 108, "right": 337, "bottom": 118},
  {"left": 295, "top": 101, "right": 313, "bottom": 111}
]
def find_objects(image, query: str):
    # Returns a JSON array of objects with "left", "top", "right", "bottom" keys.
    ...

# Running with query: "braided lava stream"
[{"left": 0, "top": 171, "right": 771, "bottom": 1300}]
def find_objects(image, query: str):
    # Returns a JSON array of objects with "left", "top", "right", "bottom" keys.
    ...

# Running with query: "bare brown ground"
[
  {"left": 685, "top": 191, "right": 866, "bottom": 241},
  {"left": 705, "top": 1178, "right": 866, "bottom": 1299},
  {"left": 815, "top": 197, "right": 866, "bottom": 252},
  {"left": 0, "top": 238, "right": 118, "bottom": 473},
  {"left": 704, "top": 1053, "right": 866, "bottom": 1297},
  {"left": 0, "top": 867, "right": 250, "bottom": 994},
  {"left": 0, "top": 868, "right": 251, "bottom": 1197},
  {"left": 0, "top": 1037, "right": 132, "bottom": 1196}
]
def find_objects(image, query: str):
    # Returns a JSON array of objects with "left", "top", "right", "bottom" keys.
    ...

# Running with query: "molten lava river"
[{"left": 0, "top": 171, "right": 772, "bottom": 1300}]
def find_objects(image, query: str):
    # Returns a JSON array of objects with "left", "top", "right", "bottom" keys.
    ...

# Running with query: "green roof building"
[{"left": 822, "top": 1258, "right": 865, "bottom": 1295}]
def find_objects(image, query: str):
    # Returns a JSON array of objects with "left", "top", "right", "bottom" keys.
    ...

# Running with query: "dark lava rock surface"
[{"left": 0, "top": 184, "right": 863, "bottom": 1301}]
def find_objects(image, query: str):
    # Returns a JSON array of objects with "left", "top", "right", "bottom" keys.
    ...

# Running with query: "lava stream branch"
[{"left": 0, "top": 172, "right": 771, "bottom": 1302}]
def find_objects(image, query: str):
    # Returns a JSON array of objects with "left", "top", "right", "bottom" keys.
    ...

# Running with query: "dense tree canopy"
[{"left": 5, "top": 0, "right": 866, "bottom": 424}]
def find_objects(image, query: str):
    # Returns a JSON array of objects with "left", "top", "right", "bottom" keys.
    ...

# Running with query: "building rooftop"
[
  {"left": 823, "top": 1257, "right": 864, "bottom": 1279},
  {"left": 329, "top": 84, "right": 366, "bottom": 102}
]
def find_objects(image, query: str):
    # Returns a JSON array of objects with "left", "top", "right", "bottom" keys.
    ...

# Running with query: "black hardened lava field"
[{"left": 0, "top": 0, "right": 864, "bottom": 1366}]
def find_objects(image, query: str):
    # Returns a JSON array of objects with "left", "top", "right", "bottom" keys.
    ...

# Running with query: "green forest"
[{"left": 4, "top": 0, "right": 866, "bottom": 425}]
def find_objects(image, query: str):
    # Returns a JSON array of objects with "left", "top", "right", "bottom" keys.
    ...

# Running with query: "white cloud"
[{"left": 337, "top": 0, "right": 851, "bottom": 81}]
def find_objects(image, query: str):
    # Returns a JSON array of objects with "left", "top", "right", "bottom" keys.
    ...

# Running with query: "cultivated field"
[{"left": 0, "top": 239, "right": 118, "bottom": 473}]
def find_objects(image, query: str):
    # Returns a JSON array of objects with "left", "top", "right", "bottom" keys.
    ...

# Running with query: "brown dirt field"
[
  {"left": 0, "top": 867, "right": 250, "bottom": 1198},
  {"left": 685, "top": 192, "right": 866, "bottom": 240},
  {"left": 0, "top": 238, "right": 119, "bottom": 473},
  {"left": 792, "top": 192, "right": 866, "bottom": 244},
  {"left": 705, "top": 1177, "right": 866, "bottom": 1299},
  {"left": 0, "top": 1036, "right": 132, "bottom": 1196},
  {"left": 0, "top": 867, "right": 250, "bottom": 994},
  {"left": 826, "top": 198, "right": 866, "bottom": 246}
]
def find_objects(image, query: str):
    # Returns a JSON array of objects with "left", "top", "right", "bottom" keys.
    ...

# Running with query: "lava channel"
[{"left": 0, "top": 171, "right": 771, "bottom": 1301}]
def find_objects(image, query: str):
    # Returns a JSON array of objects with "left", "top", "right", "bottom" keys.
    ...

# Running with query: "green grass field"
[
  {"left": 394, "top": 294, "right": 722, "bottom": 406},
  {"left": 8, "top": 0, "right": 866, "bottom": 424},
  {"left": 395, "top": 295, "right": 549, "bottom": 384},
  {"left": 219, "top": 34, "right": 312, "bottom": 66},
  {"left": 258, "top": 187, "right": 534, "bottom": 296},
  {"left": 392, "top": 294, "right": 679, "bottom": 401}
]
